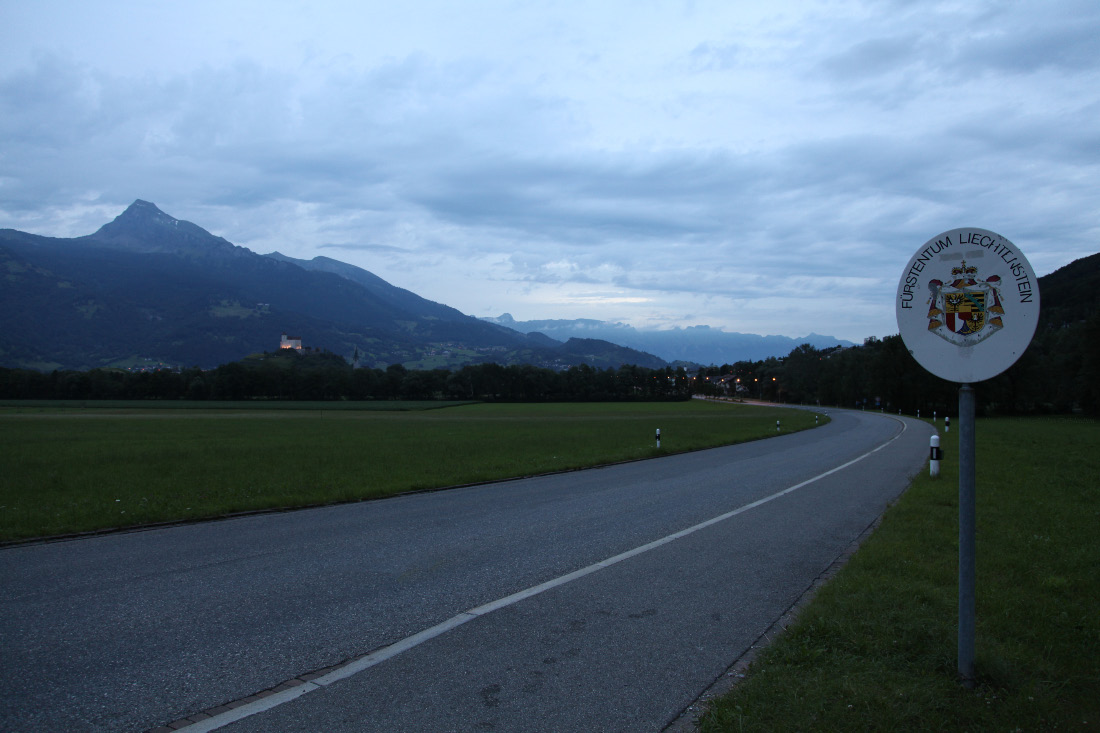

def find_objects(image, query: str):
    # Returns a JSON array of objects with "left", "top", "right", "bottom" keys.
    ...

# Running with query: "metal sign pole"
[{"left": 958, "top": 383, "right": 976, "bottom": 686}]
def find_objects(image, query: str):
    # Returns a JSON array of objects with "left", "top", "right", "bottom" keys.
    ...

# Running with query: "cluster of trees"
[
  {"left": 698, "top": 253, "right": 1100, "bottom": 415},
  {"left": 694, "top": 317, "right": 1099, "bottom": 416},
  {"left": 0, "top": 350, "right": 695, "bottom": 402}
]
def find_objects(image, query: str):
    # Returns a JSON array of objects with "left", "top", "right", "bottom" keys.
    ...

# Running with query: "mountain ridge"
[
  {"left": 16, "top": 200, "right": 1088, "bottom": 374},
  {"left": 0, "top": 200, "right": 665, "bottom": 371},
  {"left": 264, "top": 251, "right": 477, "bottom": 325}
]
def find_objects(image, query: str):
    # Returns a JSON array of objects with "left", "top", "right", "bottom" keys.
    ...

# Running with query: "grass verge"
[
  {"left": 699, "top": 417, "right": 1100, "bottom": 732},
  {"left": 0, "top": 400, "right": 819, "bottom": 542}
]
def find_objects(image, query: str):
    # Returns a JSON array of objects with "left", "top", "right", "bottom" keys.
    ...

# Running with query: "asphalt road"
[{"left": 0, "top": 408, "right": 933, "bottom": 733}]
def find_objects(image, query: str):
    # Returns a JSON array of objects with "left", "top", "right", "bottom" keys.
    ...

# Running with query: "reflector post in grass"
[{"left": 929, "top": 434, "right": 942, "bottom": 478}]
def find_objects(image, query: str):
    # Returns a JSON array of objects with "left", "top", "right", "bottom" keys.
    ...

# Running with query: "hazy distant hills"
[
  {"left": 484, "top": 249, "right": 1100, "bottom": 365},
  {"left": 0, "top": 200, "right": 664, "bottom": 371},
  {"left": 483, "top": 314, "right": 855, "bottom": 366}
]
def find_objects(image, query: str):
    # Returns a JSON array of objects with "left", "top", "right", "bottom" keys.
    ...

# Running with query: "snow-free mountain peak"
[{"left": 85, "top": 199, "right": 242, "bottom": 257}]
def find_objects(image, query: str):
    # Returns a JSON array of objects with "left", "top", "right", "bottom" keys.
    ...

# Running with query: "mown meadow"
[{"left": 0, "top": 399, "right": 818, "bottom": 542}]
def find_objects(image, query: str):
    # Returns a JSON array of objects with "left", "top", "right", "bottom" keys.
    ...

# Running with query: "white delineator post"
[
  {"left": 930, "top": 434, "right": 942, "bottom": 478},
  {"left": 655, "top": 428, "right": 661, "bottom": 448}
]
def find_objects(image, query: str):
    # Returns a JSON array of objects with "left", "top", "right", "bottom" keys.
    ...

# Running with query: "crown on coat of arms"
[{"left": 951, "top": 261, "right": 978, "bottom": 277}]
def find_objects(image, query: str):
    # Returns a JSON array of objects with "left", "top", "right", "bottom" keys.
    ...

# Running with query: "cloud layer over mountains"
[{"left": 2, "top": 0, "right": 1098, "bottom": 341}]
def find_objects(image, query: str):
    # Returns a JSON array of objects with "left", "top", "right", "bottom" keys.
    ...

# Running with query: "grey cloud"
[
  {"left": 950, "top": 4, "right": 1100, "bottom": 74},
  {"left": 403, "top": 151, "right": 766, "bottom": 245},
  {"left": 811, "top": 2, "right": 1100, "bottom": 112},
  {"left": 3, "top": 51, "right": 774, "bottom": 251},
  {"left": 0, "top": 54, "right": 447, "bottom": 209},
  {"left": 2, "top": 0, "right": 1097, "bottom": 342},
  {"left": 821, "top": 35, "right": 922, "bottom": 80},
  {"left": 318, "top": 242, "right": 408, "bottom": 253},
  {"left": 0, "top": 55, "right": 93, "bottom": 146},
  {"left": 688, "top": 42, "right": 743, "bottom": 71}
]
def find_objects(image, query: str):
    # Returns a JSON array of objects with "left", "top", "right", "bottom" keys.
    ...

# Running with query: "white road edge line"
[
  {"left": 180, "top": 683, "right": 318, "bottom": 732},
  {"left": 177, "top": 417, "right": 907, "bottom": 732}
]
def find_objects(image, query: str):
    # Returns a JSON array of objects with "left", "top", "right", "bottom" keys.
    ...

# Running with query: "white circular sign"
[{"left": 896, "top": 227, "right": 1040, "bottom": 383}]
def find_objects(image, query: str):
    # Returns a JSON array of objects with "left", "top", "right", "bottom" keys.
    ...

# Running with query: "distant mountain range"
[
  {"left": 0, "top": 200, "right": 665, "bottom": 371},
  {"left": 0, "top": 199, "right": 868, "bottom": 373},
  {"left": 483, "top": 314, "right": 855, "bottom": 365}
]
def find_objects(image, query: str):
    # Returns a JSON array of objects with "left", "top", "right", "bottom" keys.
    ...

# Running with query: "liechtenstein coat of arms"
[
  {"left": 898, "top": 227, "right": 1038, "bottom": 384},
  {"left": 925, "top": 261, "right": 1005, "bottom": 347}
]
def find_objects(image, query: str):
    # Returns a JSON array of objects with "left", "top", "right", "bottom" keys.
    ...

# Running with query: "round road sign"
[{"left": 896, "top": 227, "right": 1040, "bottom": 383}]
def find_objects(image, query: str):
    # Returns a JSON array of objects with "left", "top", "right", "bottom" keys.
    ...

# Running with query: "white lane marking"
[
  {"left": 176, "top": 418, "right": 907, "bottom": 731},
  {"left": 314, "top": 612, "right": 478, "bottom": 686},
  {"left": 181, "top": 683, "right": 317, "bottom": 732}
]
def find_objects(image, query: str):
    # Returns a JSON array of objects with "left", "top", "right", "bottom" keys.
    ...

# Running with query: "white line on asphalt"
[{"left": 177, "top": 418, "right": 907, "bottom": 732}]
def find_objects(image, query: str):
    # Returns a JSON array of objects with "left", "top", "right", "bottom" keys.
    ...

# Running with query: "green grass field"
[
  {"left": 0, "top": 399, "right": 818, "bottom": 542},
  {"left": 700, "top": 417, "right": 1100, "bottom": 732}
]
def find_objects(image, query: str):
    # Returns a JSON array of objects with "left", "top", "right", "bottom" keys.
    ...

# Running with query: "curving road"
[{"left": 0, "top": 408, "right": 933, "bottom": 732}]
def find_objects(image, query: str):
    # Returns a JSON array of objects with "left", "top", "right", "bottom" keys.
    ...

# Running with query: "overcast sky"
[{"left": 2, "top": 0, "right": 1097, "bottom": 342}]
